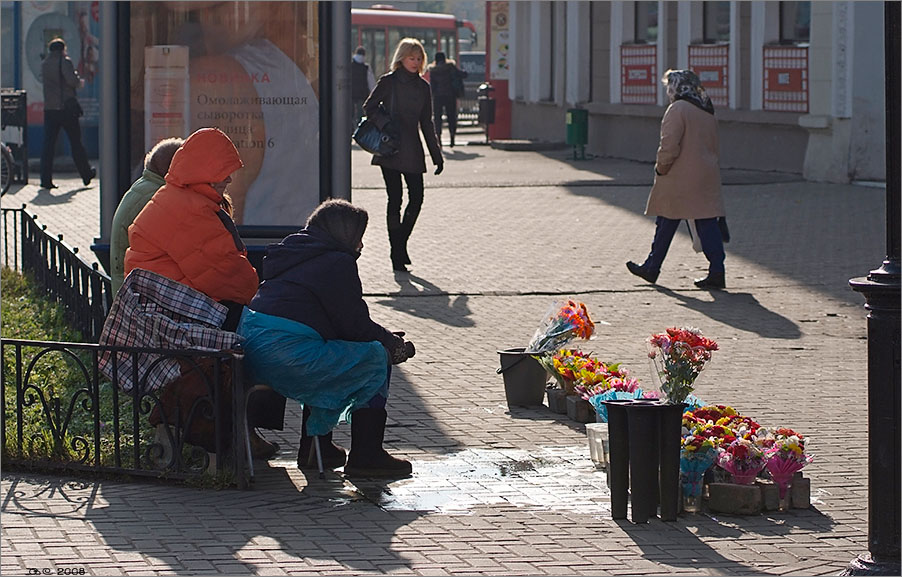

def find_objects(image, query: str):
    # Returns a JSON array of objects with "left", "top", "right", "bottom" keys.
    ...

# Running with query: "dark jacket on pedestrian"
[
  {"left": 249, "top": 225, "right": 396, "bottom": 348},
  {"left": 363, "top": 68, "right": 442, "bottom": 174},
  {"left": 427, "top": 61, "right": 466, "bottom": 100},
  {"left": 41, "top": 50, "right": 79, "bottom": 111}
]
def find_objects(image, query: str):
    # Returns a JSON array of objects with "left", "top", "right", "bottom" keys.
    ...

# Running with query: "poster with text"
[
  {"left": 131, "top": 1, "right": 320, "bottom": 226},
  {"left": 489, "top": 1, "right": 509, "bottom": 81}
]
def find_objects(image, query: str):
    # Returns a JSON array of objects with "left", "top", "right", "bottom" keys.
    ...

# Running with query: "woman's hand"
[{"left": 434, "top": 162, "right": 444, "bottom": 175}]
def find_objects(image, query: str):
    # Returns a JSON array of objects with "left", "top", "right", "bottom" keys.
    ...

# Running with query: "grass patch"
[{"left": 2, "top": 267, "right": 229, "bottom": 482}]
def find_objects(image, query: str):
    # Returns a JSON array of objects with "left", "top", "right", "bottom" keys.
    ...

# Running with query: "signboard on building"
[
  {"left": 763, "top": 45, "right": 809, "bottom": 113},
  {"left": 488, "top": 1, "right": 509, "bottom": 80},
  {"left": 688, "top": 44, "right": 729, "bottom": 108},
  {"left": 620, "top": 44, "right": 657, "bottom": 105}
]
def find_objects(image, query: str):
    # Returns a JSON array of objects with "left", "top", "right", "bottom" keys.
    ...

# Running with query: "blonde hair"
[{"left": 390, "top": 38, "right": 426, "bottom": 74}]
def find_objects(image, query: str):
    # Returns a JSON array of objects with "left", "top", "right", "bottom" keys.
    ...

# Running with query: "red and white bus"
[{"left": 352, "top": 5, "right": 477, "bottom": 75}]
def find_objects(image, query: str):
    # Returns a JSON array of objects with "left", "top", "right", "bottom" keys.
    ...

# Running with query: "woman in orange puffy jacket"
[{"left": 125, "top": 127, "right": 260, "bottom": 312}]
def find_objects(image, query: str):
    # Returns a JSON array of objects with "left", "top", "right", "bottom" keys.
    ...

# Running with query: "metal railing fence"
[
  {"left": 1, "top": 339, "right": 251, "bottom": 487},
  {"left": 2, "top": 206, "right": 112, "bottom": 342}
]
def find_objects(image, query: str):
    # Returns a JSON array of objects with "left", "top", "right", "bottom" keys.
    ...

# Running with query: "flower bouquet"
[
  {"left": 764, "top": 432, "right": 812, "bottom": 507},
  {"left": 717, "top": 438, "right": 766, "bottom": 485},
  {"left": 537, "top": 348, "right": 595, "bottom": 394},
  {"left": 527, "top": 300, "right": 597, "bottom": 355},
  {"left": 648, "top": 327, "right": 718, "bottom": 404},
  {"left": 680, "top": 434, "right": 718, "bottom": 512}
]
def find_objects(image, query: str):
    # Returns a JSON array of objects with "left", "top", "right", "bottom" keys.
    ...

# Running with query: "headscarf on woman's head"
[
  {"left": 663, "top": 69, "right": 714, "bottom": 114},
  {"left": 306, "top": 199, "right": 369, "bottom": 255}
]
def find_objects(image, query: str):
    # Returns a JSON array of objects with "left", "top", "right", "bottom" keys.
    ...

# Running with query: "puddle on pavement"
[{"left": 282, "top": 446, "right": 611, "bottom": 515}]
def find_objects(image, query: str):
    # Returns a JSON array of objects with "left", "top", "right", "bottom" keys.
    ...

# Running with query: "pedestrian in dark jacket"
[
  {"left": 427, "top": 51, "right": 467, "bottom": 147},
  {"left": 39, "top": 38, "right": 95, "bottom": 189},
  {"left": 363, "top": 37, "right": 444, "bottom": 272},
  {"left": 238, "top": 199, "right": 416, "bottom": 478},
  {"left": 351, "top": 46, "right": 376, "bottom": 130}
]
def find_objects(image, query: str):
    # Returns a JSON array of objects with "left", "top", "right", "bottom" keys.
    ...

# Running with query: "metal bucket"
[{"left": 496, "top": 347, "right": 547, "bottom": 407}]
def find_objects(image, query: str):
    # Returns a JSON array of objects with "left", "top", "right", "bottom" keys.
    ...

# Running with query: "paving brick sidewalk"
[{"left": 1, "top": 134, "right": 885, "bottom": 575}]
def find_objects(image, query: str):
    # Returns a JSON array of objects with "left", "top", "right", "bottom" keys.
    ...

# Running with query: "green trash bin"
[{"left": 566, "top": 108, "right": 588, "bottom": 146}]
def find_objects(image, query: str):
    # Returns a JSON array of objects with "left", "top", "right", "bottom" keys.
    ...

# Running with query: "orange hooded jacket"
[{"left": 124, "top": 128, "right": 259, "bottom": 305}]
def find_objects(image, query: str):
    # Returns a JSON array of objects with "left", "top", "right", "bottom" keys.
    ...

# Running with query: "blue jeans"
[{"left": 644, "top": 216, "right": 724, "bottom": 274}]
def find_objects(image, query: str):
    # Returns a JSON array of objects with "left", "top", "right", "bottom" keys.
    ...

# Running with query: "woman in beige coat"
[{"left": 627, "top": 69, "right": 727, "bottom": 289}]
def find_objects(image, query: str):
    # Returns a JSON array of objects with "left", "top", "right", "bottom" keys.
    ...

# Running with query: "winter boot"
[
  {"left": 297, "top": 406, "right": 347, "bottom": 469},
  {"left": 388, "top": 227, "right": 407, "bottom": 271},
  {"left": 343, "top": 407, "right": 412, "bottom": 478}
]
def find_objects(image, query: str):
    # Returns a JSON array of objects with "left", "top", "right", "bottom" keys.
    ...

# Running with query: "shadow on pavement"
[
  {"left": 378, "top": 273, "right": 474, "bottom": 327},
  {"left": 27, "top": 187, "right": 85, "bottom": 206},
  {"left": 79, "top": 470, "right": 425, "bottom": 574},
  {"left": 653, "top": 286, "right": 802, "bottom": 339}
]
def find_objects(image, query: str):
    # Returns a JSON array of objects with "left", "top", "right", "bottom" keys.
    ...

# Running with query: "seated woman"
[{"left": 237, "top": 199, "right": 415, "bottom": 478}]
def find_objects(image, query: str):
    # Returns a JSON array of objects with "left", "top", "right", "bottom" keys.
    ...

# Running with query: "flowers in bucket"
[
  {"left": 717, "top": 438, "right": 767, "bottom": 485},
  {"left": 536, "top": 348, "right": 595, "bottom": 394},
  {"left": 527, "top": 300, "right": 597, "bottom": 355},
  {"left": 764, "top": 432, "right": 812, "bottom": 503},
  {"left": 680, "top": 434, "right": 718, "bottom": 510},
  {"left": 648, "top": 327, "right": 718, "bottom": 404}
]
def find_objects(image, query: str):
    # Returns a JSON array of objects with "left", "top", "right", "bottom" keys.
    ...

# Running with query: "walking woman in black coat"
[{"left": 363, "top": 38, "right": 444, "bottom": 272}]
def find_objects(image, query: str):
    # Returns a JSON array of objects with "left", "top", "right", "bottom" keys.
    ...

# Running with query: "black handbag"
[
  {"left": 64, "top": 97, "right": 84, "bottom": 118},
  {"left": 353, "top": 76, "right": 399, "bottom": 157}
]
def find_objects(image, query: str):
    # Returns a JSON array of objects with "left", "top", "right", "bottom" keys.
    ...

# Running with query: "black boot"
[
  {"left": 694, "top": 272, "right": 726, "bottom": 290},
  {"left": 297, "top": 406, "right": 346, "bottom": 469},
  {"left": 388, "top": 228, "right": 407, "bottom": 272},
  {"left": 626, "top": 261, "right": 660, "bottom": 284},
  {"left": 343, "top": 407, "right": 412, "bottom": 478},
  {"left": 399, "top": 222, "right": 412, "bottom": 265}
]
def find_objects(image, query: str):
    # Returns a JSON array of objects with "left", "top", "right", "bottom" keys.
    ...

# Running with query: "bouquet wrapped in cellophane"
[{"left": 527, "top": 300, "right": 598, "bottom": 355}]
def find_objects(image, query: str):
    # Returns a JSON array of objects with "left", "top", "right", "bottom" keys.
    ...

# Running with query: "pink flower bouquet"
[
  {"left": 648, "top": 327, "right": 718, "bottom": 404},
  {"left": 764, "top": 434, "right": 812, "bottom": 500},
  {"left": 717, "top": 438, "right": 766, "bottom": 485}
]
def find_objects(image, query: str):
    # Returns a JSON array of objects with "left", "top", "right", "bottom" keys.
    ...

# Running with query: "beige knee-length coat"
[{"left": 646, "top": 99, "right": 725, "bottom": 220}]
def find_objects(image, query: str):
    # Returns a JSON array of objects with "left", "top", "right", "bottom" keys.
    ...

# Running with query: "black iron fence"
[
  {"left": 2, "top": 206, "right": 111, "bottom": 342},
  {"left": 1, "top": 339, "right": 252, "bottom": 487},
  {"left": 1, "top": 206, "right": 255, "bottom": 488}
]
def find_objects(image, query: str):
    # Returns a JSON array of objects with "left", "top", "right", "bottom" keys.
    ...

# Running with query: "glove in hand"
[{"left": 434, "top": 163, "right": 444, "bottom": 175}]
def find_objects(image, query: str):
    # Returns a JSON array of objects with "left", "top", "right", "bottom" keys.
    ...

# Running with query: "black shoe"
[
  {"left": 626, "top": 261, "right": 659, "bottom": 284},
  {"left": 449, "top": 135, "right": 455, "bottom": 147},
  {"left": 41, "top": 182, "right": 58, "bottom": 189},
  {"left": 694, "top": 273, "right": 726, "bottom": 290},
  {"left": 343, "top": 408, "right": 412, "bottom": 478},
  {"left": 391, "top": 260, "right": 408, "bottom": 272},
  {"left": 82, "top": 166, "right": 96, "bottom": 186},
  {"left": 297, "top": 406, "right": 346, "bottom": 469}
]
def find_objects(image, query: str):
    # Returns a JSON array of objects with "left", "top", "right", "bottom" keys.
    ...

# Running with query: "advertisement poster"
[
  {"left": 131, "top": 2, "right": 320, "bottom": 226},
  {"left": 21, "top": 0, "right": 101, "bottom": 157},
  {"left": 489, "top": 1, "right": 509, "bottom": 81}
]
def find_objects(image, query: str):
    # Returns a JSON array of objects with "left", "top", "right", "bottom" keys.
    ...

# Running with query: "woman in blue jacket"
[{"left": 237, "top": 199, "right": 415, "bottom": 478}]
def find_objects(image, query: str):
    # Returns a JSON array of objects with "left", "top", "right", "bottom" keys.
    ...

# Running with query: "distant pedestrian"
[
  {"left": 363, "top": 37, "right": 443, "bottom": 272},
  {"left": 109, "top": 137, "right": 183, "bottom": 296},
  {"left": 426, "top": 51, "right": 467, "bottom": 147},
  {"left": 40, "top": 37, "right": 95, "bottom": 189},
  {"left": 351, "top": 46, "right": 376, "bottom": 130},
  {"left": 626, "top": 69, "right": 727, "bottom": 289}
]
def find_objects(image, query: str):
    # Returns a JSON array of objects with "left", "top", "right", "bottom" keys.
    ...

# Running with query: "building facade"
[{"left": 507, "top": 1, "right": 887, "bottom": 183}]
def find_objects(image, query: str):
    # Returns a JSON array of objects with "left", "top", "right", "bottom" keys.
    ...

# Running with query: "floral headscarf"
[{"left": 663, "top": 69, "right": 714, "bottom": 114}]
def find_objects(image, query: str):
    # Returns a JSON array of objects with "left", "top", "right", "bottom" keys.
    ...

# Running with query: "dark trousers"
[
  {"left": 381, "top": 167, "right": 424, "bottom": 234},
  {"left": 644, "top": 216, "right": 725, "bottom": 274},
  {"left": 433, "top": 96, "right": 458, "bottom": 139},
  {"left": 40, "top": 109, "right": 92, "bottom": 186}
]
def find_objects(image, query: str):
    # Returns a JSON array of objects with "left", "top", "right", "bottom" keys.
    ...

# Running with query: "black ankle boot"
[
  {"left": 626, "top": 261, "right": 660, "bottom": 284},
  {"left": 694, "top": 273, "right": 726, "bottom": 290},
  {"left": 388, "top": 228, "right": 407, "bottom": 272},
  {"left": 343, "top": 408, "right": 411, "bottom": 478},
  {"left": 297, "top": 406, "right": 346, "bottom": 469}
]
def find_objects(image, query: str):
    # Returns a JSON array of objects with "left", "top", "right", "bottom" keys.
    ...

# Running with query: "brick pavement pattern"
[{"left": 1, "top": 133, "right": 884, "bottom": 575}]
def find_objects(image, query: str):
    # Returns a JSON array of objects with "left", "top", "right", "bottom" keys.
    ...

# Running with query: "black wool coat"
[{"left": 363, "top": 68, "right": 443, "bottom": 174}]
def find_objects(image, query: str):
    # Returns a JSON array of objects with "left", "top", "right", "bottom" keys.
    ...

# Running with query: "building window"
[
  {"left": 635, "top": 1, "right": 658, "bottom": 44},
  {"left": 780, "top": 1, "right": 811, "bottom": 45},
  {"left": 703, "top": 2, "right": 731, "bottom": 43}
]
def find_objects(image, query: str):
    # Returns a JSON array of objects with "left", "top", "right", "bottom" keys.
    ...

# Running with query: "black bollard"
[
  {"left": 627, "top": 401, "right": 660, "bottom": 523},
  {"left": 604, "top": 400, "right": 632, "bottom": 519},
  {"left": 658, "top": 402, "right": 686, "bottom": 521}
]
